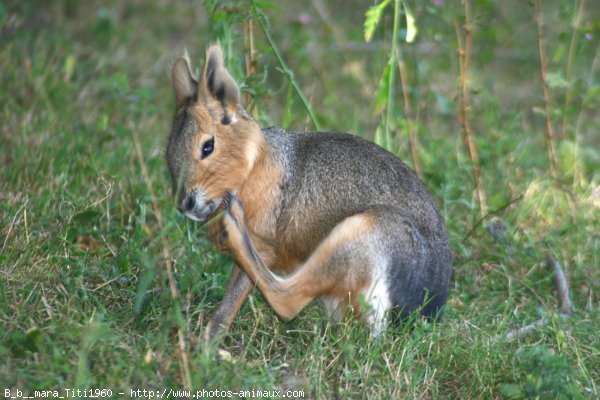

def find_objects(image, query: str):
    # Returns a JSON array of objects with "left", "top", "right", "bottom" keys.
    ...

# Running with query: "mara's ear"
[
  {"left": 202, "top": 44, "right": 240, "bottom": 124},
  {"left": 172, "top": 52, "right": 197, "bottom": 105}
]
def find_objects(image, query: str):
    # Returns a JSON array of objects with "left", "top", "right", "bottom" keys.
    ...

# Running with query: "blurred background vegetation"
[{"left": 1, "top": 0, "right": 598, "bottom": 398}]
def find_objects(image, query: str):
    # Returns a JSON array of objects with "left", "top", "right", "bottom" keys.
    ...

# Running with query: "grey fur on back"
[{"left": 263, "top": 126, "right": 452, "bottom": 318}]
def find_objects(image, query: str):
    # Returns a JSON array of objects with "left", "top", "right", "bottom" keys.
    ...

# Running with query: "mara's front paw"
[
  {"left": 224, "top": 192, "right": 246, "bottom": 228},
  {"left": 220, "top": 192, "right": 246, "bottom": 248}
]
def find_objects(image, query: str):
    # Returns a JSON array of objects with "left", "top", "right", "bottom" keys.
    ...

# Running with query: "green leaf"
[
  {"left": 402, "top": 2, "right": 418, "bottom": 43},
  {"left": 364, "top": 0, "right": 391, "bottom": 42},
  {"left": 253, "top": 0, "right": 281, "bottom": 11},
  {"left": 374, "top": 124, "right": 386, "bottom": 148},
  {"left": 373, "top": 62, "right": 392, "bottom": 115},
  {"left": 582, "top": 84, "right": 600, "bottom": 107},
  {"left": 64, "top": 54, "right": 76, "bottom": 82},
  {"left": 96, "top": 113, "right": 109, "bottom": 132},
  {"left": 546, "top": 71, "right": 570, "bottom": 89}
]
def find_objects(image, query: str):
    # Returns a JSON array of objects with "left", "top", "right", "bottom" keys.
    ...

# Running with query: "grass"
[{"left": 1, "top": 0, "right": 598, "bottom": 398}]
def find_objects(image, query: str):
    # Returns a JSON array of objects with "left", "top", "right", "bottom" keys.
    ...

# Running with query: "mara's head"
[{"left": 167, "top": 44, "right": 262, "bottom": 223}]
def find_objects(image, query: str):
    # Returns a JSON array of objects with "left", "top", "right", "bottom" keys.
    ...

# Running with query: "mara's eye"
[{"left": 201, "top": 138, "right": 214, "bottom": 159}]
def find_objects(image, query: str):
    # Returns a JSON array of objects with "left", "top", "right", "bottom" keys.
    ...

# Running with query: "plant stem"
[
  {"left": 243, "top": 17, "right": 259, "bottom": 119},
  {"left": 397, "top": 55, "right": 422, "bottom": 178},
  {"left": 251, "top": 0, "right": 322, "bottom": 131},
  {"left": 384, "top": 0, "right": 401, "bottom": 151},
  {"left": 455, "top": 0, "right": 486, "bottom": 215},
  {"left": 561, "top": 0, "right": 586, "bottom": 140},
  {"left": 534, "top": 0, "right": 558, "bottom": 177}
]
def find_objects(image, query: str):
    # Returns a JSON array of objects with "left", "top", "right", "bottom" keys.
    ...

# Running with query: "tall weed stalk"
[
  {"left": 533, "top": 0, "right": 559, "bottom": 177},
  {"left": 454, "top": 0, "right": 487, "bottom": 215}
]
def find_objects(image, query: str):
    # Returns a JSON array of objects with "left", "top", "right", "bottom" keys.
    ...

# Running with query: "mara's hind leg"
[{"left": 220, "top": 193, "right": 387, "bottom": 325}]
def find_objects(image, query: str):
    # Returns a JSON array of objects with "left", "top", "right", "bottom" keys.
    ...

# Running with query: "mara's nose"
[{"left": 178, "top": 194, "right": 195, "bottom": 213}]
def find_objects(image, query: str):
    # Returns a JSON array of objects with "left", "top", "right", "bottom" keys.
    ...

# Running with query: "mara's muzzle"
[{"left": 178, "top": 189, "right": 222, "bottom": 223}]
